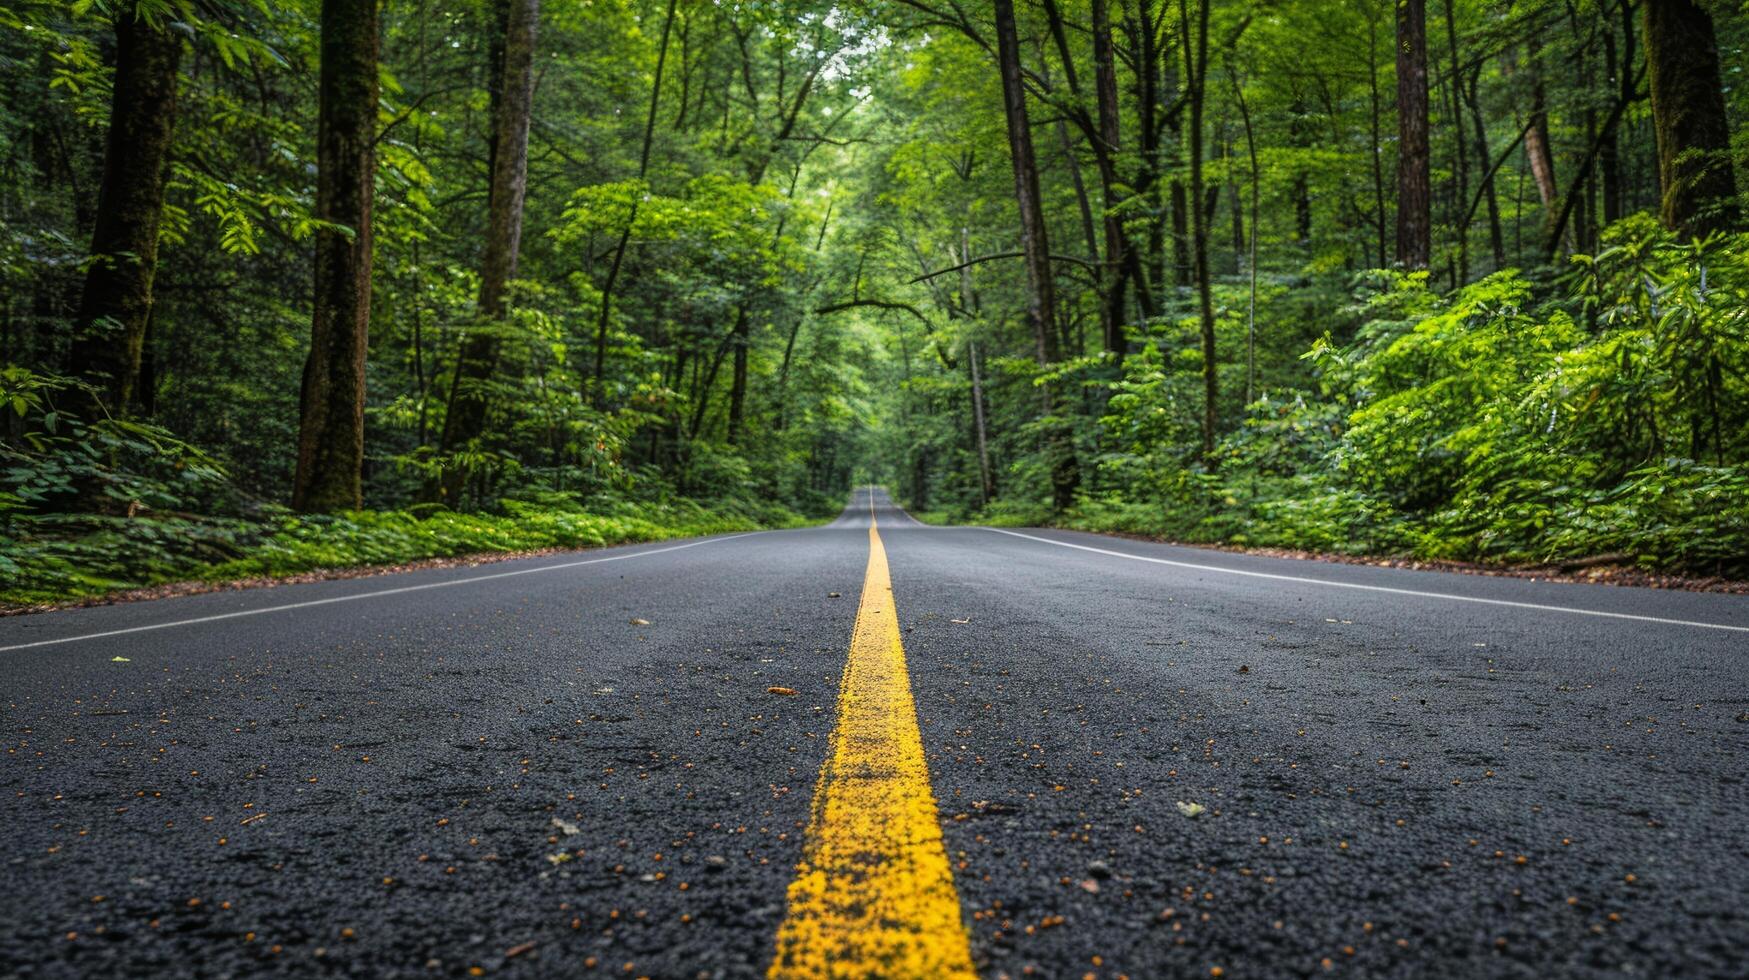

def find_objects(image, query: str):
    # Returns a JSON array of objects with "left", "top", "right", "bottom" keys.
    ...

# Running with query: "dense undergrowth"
[
  {"left": 919, "top": 221, "right": 1749, "bottom": 579},
  {"left": 0, "top": 500, "right": 810, "bottom": 608},
  {"left": 0, "top": 374, "right": 816, "bottom": 606}
]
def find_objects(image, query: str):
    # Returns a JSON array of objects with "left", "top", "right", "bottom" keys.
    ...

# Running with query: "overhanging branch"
[
  {"left": 908, "top": 250, "right": 1100, "bottom": 284},
  {"left": 814, "top": 299, "right": 934, "bottom": 326}
]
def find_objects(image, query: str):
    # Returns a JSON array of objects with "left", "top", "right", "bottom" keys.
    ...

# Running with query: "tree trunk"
[
  {"left": 1603, "top": 0, "right": 1638, "bottom": 225},
  {"left": 431, "top": 0, "right": 538, "bottom": 505},
  {"left": 1228, "top": 145, "right": 1244, "bottom": 271},
  {"left": 969, "top": 339, "right": 994, "bottom": 507},
  {"left": 1132, "top": 0, "right": 1169, "bottom": 294},
  {"left": 994, "top": 0, "right": 1077, "bottom": 510},
  {"left": 1464, "top": 66, "right": 1507, "bottom": 268},
  {"left": 593, "top": 0, "right": 677, "bottom": 397},
  {"left": 1040, "top": 0, "right": 1148, "bottom": 348},
  {"left": 1169, "top": 172, "right": 1192, "bottom": 287},
  {"left": 1061, "top": 123, "right": 1102, "bottom": 268},
  {"left": 293, "top": 0, "right": 379, "bottom": 512},
  {"left": 67, "top": 4, "right": 182, "bottom": 417},
  {"left": 1645, "top": 0, "right": 1738, "bottom": 238},
  {"left": 1233, "top": 69, "right": 1259, "bottom": 407},
  {"left": 1546, "top": 68, "right": 1641, "bottom": 256},
  {"left": 1365, "top": 19, "right": 1389, "bottom": 268},
  {"left": 1179, "top": 0, "right": 1218, "bottom": 463},
  {"left": 726, "top": 307, "right": 750, "bottom": 444},
  {"left": 688, "top": 331, "right": 733, "bottom": 441},
  {"left": 1578, "top": 53, "right": 1597, "bottom": 254},
  {"left": 1517, "top": 39, "right": 1561, "bottom": 236},
  {"left": 1162, "top": 42, "right": 1192, "bottom": 288},
  {"left": 994, "top": 4, "right": 1058, "bottom": 364},
  {"left": 1395, "top": 0, "right": 1431, "bottom": 269},
  {"left": 1091, "top": 0, "right": 1133, "bottom": 353},
  {"left": 1600, "top": 20, "right": 1622, "bottom": 223},
  {"left": 1440, "top": 0, "right": 1468, "bottom": 281}
]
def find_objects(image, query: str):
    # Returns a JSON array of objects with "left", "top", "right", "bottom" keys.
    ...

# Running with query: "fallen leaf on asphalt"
[
  {"left": 546, "top": 852, "right": 573, "bottom": 865},
  {"left": 629, "top": 618, "right": 650, "bottom": 626},
  {"left": 1176, "top": 801, "right": 1206, "bottom": 818},
  {"left": 110, "top": 657, "right": 130, "bottom": 663},
  {"left": 767, "top": 687, "right": 798, "bottom": 696},
  {"left": 1237, "top": 665, "right": 1250, "bottom": 674},
  {"left": 552, "top": 818, "right": 580, "bottom": 836}
]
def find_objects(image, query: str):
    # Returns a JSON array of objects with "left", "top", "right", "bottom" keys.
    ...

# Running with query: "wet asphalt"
[{"left": 2, "top": 488, "right": 1746, "bottom": 979}]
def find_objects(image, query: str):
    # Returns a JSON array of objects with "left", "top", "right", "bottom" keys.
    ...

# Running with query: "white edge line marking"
[
  {"left": 984, "top": 528, "right": 1749, "bottom": 634},
  {"left": 0, "top": 534, "right": 753, "bottom": 653}
]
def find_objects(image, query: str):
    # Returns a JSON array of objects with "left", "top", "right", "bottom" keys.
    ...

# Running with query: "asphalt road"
[{"left": 3, "top": 488, "right": 1746, "bottom": 979}]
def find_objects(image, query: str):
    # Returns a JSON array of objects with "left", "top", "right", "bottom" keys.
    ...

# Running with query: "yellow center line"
[{"left": 766, "top": 506, "right": 976, "bottom": 979}]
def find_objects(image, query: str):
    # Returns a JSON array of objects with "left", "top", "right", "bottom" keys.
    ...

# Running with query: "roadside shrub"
[{"left": 1067, "top": 219, "right": 1749, "bottom": 575}]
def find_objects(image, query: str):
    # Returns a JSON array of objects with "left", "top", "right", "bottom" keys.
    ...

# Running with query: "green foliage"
[
  {"left": 0, "top": 364, "right": 817, "bottom": 605},
  {"left": 1, "top": 366, "right": 230, "bottom": 518},
  {"left": 1068, "top": 223, "right": 1749, "bottom": 574},
  {"left": 2, "top": 488, "right": 813, "bottom": 607}
]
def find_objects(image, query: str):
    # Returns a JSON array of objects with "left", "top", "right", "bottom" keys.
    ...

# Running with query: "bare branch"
[{"left": 908, "top": 250, "right": 1099, "bottom": 283}]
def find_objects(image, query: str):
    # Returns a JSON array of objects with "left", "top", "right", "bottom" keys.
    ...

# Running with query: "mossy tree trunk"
[
  {"left": 67, "top": 4, "right": 182, "bottom": 417},
  {"left": 1645, "top": 0, "right": 1738, "bottom": 238},
  {"left": 293, "top": 0, "right": 380, "bottom": 513}
]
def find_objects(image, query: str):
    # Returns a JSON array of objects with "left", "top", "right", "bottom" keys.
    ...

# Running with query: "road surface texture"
[{"left": 3, "top": 488, "right": 1746, "bottom": 979}]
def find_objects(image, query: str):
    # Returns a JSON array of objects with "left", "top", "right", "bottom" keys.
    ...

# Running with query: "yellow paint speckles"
[{"left": 766, "top": 515, "right": 976, "bottom": 979}]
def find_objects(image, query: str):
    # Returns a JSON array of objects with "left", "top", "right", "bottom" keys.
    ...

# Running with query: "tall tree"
[
  {"left": 592, "top": 0, "right": 678, "bottom": 399},
  {"left": 293, "top": 0, "right": 380, "bottom": 513},
  {"left": 432, "top": 0, "right": 539, "bottom": 504},
  {"left": 1394, "top": 0, "right": 1431, "bottom": 269},
  {"left": 1439, "top": 0, "right": 1468, "bottom": 281},
  {"left": 1232, "top": 64, "right": 1259, "bottom": 405},
  {"left": 1039, "top": 0, "right": 1154, "bottom": 351},
  {"left": 1178, "top": 0, "right": 1219, "bottom": 461},
  {"left": 1364, "top": 8, "right": 1389, "bottom": 267},
  {"left": 1463, "top": 66, "right": 1507, "bottom": 268},
  {"left": 1090, "top": 0, "right": 1133, "bottom": 353},
  {"left": 1517, "top": 38, "right": 1561, "bottom": 237},
  {"left": 994, "top": 0, "right": 1077, "bottom": 509},
  {"left": 1599, "top": 0, "right": 1636, "bottom": 225},
  {"left": 1644, "top": 0, "right": 1738, "bottom": 238},
  {"left": 65, "top": 3, "right": 182, "bottom": 417},
  {"left": 993, "top": 1, "right": 1057, "bottom": 366}
]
